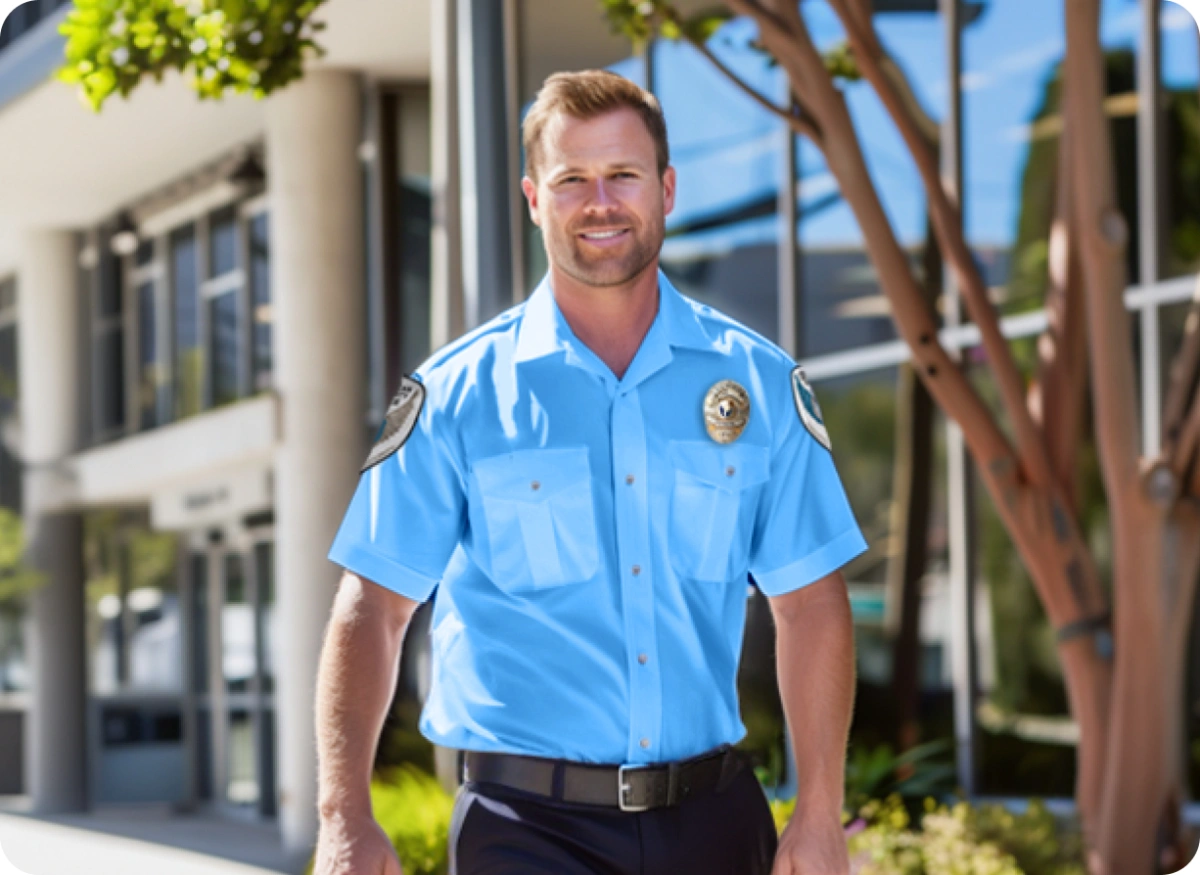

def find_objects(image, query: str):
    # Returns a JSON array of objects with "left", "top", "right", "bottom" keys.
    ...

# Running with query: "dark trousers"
[{"left": 448, "top": 762, "right": 778, "bottom": 875}]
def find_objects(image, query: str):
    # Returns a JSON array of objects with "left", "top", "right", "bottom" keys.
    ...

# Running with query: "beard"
[{"left": 545, "top": 211, "right": 665, "bottom": 288}]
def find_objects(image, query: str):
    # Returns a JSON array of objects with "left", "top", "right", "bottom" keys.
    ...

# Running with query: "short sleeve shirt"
[{"left": 328, "top": 272, "right": 867, "bottom": 765}]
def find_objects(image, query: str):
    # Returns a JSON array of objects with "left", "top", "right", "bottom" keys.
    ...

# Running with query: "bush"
[
  {"left": 772, "top": 796, "right": 1084, "bottom": 875},
  {"left": 306, "top": 765, "right": 455, "bottom": 875}
]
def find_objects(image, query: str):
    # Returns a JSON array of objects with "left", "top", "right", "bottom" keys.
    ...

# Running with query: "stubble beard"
[{"left": 549, "top": 216, "right": 665, "bottom": 289}]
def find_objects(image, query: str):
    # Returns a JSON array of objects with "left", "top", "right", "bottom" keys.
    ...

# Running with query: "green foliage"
[
  {"left": 773, "top": 796, "right": 1083, "bottom": 875},
  {"left": 600, "top": 0, "right": 731, "bottom": 51},
  {"left": 57, "top": 0, "right": 329, "bottom": 112},
  {"left": 823, "top": 40, "right": 862, "bottom": 82},
  {"left": 845, "top": 740, "right": 957, "bottom": 815},
  {"left": 0, "top": 509, "right": 44, "bottom": 605},
  {"left": 305, "top": 766, "right": 455, "bottom": 875}
]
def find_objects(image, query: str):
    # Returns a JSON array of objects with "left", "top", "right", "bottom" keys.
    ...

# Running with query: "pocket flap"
[
  {"left": 668, "top": 441, "right": 770, "bottom": 491},
  {"left": 472, "top": 447, "right": 592, "bottom": 502}
]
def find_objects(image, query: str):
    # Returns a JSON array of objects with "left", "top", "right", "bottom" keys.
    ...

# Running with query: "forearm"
[
  {"left": 316, "top": 572, "right": 415, "bottom": 822},
  {"left": 772, "top": 574, "right": 856, "bottom": 818}
]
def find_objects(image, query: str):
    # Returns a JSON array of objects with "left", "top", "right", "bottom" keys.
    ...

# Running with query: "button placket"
[{"left": 610, "top": 388, "right": 661, "bottom": 762}]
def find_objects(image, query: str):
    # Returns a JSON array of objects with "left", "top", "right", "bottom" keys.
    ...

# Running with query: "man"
[{"left": 313, "top": 70, "right": 867, "bottom": 875}]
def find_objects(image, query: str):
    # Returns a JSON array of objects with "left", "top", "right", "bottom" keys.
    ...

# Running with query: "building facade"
[{"left": 0, "top": 0, "right": 1198, "bottom": 861}]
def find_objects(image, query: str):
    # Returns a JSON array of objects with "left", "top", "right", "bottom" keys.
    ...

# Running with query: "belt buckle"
[{"left": 617, "top": 763, "right": 654, "bottom": 812}]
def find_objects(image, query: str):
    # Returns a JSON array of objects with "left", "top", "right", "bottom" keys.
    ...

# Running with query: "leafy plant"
[
  {"left": 57, "top": 0, "right": 329, "bottom": 111},
  {"left": 305, "top": 765, "right": 455, "bottom": 875},
  {"left": 773, "top": 795, "right": 1084, "bottom": 875},
  {"left": 845, "top": 740, "right": 958, "bottom": 816},
  {"left": 0, "top": 508, "right": 44, "bottom": 605}
]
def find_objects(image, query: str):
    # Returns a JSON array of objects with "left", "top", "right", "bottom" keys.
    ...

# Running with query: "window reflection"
[
  {"left": 656, "top": 25, "right": 781, "bottom": 341},
  {"left": 84, "top": 512, "right": 181, "bottom": 696},
  {"left": 222, "top": 553, "right": 255, "bottom": 694}
]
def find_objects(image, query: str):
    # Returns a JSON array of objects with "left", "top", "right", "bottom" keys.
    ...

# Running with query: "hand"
[
  {"left": 313, "top": 812, "right": 404, "bottom": 875},
  {"left": 771, "top": 810, "right": 850, "bottom": 875}
]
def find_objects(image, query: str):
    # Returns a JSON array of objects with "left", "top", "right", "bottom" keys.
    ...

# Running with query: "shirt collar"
[{"left": 513, "top": 269, "right": 716, "bottom": 368}]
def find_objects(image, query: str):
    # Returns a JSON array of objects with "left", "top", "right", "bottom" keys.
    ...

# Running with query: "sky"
[{"left": 635, "top": 0, "right": 1200, "bottom": 253}]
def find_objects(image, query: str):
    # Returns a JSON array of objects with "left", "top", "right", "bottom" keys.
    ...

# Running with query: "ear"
[
  {"left": 662, "top": 165, "right": 677, "bottom": 218},
  {"left": 521, "top": 176, "right": 541, "bottom": 227}
]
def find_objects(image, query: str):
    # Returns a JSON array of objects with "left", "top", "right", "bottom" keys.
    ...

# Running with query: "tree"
[
  {"left": 56, "top": 0, "right": 328, "bottom": 111},
  {"left": 599, "top": 2, "right": 1200, "bottom": 873}
]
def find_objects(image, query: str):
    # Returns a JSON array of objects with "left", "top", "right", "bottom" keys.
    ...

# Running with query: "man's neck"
[{"left": 550, "top": 262, "right": 660, "bottom": 381}]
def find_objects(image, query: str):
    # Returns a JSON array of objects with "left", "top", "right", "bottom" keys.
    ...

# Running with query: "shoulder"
[
  {"left": 411, "top": 303, "right": 526, "bottom": 407},
  {"left": 682, "top": 294, "right": 797, "bottom": 378}
]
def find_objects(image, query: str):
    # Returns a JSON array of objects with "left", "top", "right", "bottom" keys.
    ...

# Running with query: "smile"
[{"left": 579, "top": 229, "right": 629, "bottom": 241}]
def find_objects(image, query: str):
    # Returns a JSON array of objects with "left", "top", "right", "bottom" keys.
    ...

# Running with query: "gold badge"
[{"left": 704, "top": 380, "right": 750, "bottom": 444}]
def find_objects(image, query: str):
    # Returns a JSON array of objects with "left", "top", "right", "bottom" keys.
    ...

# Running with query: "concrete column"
[
  {"left": 431, "top": 0, "right": 465, "bottom": 350},
  {"left": 266, "top": 70, "right": 366, "bottom": 860},
  {"left": 457, "top": 0, "right": 515, "bottom": 327},
  {"left": 17, "top": 230, "right": 86, "bottom": 812}
]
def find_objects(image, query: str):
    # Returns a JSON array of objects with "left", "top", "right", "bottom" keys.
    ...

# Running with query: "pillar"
[
  {"left": 17, "top": 229, "right": 86, "bottom": 813},
  {"left": 266, "top": 70, "right": 366, "bottom": 858}
]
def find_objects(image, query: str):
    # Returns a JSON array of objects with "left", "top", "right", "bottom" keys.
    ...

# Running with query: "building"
[{"left": 0, "top": 0, "right": 1198, "bottom": 863}]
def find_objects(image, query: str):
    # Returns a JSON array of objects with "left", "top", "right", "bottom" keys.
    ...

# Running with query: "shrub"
[{"left": 772, "top": 796, "right": 1084, "bottom": 875}]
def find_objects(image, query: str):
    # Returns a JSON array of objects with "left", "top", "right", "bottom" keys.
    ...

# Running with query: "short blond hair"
[{"left": 522, "top": 70, "right": 669, "bottom": 182}]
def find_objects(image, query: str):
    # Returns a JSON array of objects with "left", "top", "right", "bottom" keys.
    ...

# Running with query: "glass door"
[{"left": 187, "top": 529, "right": 276, "bottom": 818}]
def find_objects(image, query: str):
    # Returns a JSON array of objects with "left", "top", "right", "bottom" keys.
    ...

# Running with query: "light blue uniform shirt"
[{"left": 329, "top": 272, "right": 867, "bottom": 765}]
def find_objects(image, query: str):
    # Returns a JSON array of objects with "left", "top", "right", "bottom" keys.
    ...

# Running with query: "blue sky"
[{"left": 640, "top": 1, "right": 1200, "bottom": 252}]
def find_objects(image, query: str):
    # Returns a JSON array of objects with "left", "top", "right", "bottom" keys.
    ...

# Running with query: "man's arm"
[
  {"left": 313, "top": 570, "right": 420, "bottom": 875},
  {"left": 767, "top": 570, "right": 855, "bottom": 875}
]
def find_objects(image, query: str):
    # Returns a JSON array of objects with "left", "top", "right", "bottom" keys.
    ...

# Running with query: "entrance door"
[{"left": 187, "top": 530, "right": 276, "bottom": 818}]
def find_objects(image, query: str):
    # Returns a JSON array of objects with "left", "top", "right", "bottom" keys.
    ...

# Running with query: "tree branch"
[
  {"left": 686, "top": 36, "right": 823, "bottom": 144},
  {"left": 1032, "top": 122, "right": 1088, "bottom": 513},
  {"left": 1163, "top": 289, "right": 1200, "bottom": 464},
  {"left": 822, "top": 0, "right": 1057, "bottom": 491}
]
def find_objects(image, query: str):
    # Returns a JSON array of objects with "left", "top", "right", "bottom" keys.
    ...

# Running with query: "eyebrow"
[{"left": 550, "top": 162, "right": 645, "bottom": 179}]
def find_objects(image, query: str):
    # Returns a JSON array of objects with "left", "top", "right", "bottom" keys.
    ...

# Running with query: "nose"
[{"left": 586, "top": 178, "right": 617, "bottom": 211}]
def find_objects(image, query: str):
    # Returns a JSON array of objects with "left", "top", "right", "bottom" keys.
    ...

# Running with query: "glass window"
[
  {"left": 172, "top": 226, "right": 202, "bottom": 418},
  {"left": 798, "top": 3, "right": 941, "bottom": 355},
  {"left": 226, "top": 708, "right": 259, "bottom": 805},
  {"left": 254, "top": 541, "right": 274, "bottom": 695},
  {"left": 655, "top": 24, "right": 782, "bottom": 341},
  {"left": 136, "top": 279, "right": 162, "bottom": 430},
  {"left": 208, "top": 291, "right": 239, "bottom": 407},
  {"left": 222, "top": 553, "right": 254, "bottom": 694},
  {"left": 963, "top": 0, "right": 1139, "bottom": 315},
  {"left": 249, "top": 213, "right": 272, "bottom": 391},
  {"left": 93, "top": 245, "right": 126, "bottom": 439},
  {"left": 210, "top": 206, "right": 240, "bottom": 277},
  {"left": 85, "top": 512, "right": 182, "bottom": 696},
  {"left": 204, "top": 205, "right": 243, "bottom": 408}
]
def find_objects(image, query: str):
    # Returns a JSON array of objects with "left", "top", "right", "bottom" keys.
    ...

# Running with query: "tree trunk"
[
  {"left": 888, "top": 362, "right": 935, "bottom": 753},
  {"left": 888, "top": 221, "right": 940, "bottom": 753}
]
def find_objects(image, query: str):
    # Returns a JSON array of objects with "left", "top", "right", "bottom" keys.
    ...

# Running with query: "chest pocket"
[
  {"left": 668, "top": 441, "right": 770, "bottom": 583},
  {"left": 472, "top": 447, "right": 600, "bottom": 592}
]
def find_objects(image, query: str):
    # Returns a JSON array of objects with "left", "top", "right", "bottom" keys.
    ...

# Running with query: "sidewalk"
[{"left": 0, "top": 806, "right": 305, "bottom": 875}]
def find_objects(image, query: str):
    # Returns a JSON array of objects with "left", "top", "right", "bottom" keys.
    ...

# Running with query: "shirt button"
[
  {"left": 631, "top": 565, "right": 641, "bottom": 576},
  {"left": 638, "top": 653, "right": 648, "bottom": 665},
  {"left": 531, "top": 480, "right": 541, "bottom": 491},
  {"left": 640, "top": 738, "right": 650, "bottom": 749},
  {"left": 726, "top": 466, "right": 736, "bottom": 477},
  {"left": 625, "top": 474, "right": 635, "bottom": 485}
]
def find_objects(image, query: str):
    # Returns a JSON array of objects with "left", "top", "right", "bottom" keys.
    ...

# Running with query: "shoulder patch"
[
  {"left": 791, "top": 366, "right": 831, "bottom": 452},
  {"left": 362, "top": 376, "right": 426, "bottom": 472}
]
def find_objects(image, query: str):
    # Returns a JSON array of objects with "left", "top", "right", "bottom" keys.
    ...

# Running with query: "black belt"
[{"left": 462, "top": 745, "right": 743, "bottom": 812}]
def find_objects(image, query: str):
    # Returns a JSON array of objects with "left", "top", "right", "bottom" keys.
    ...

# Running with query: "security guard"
[{"left": 314, "top": 70, "right": 867, "bottom": 875}]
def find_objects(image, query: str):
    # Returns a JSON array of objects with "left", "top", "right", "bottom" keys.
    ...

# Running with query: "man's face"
[{"left": 522, "top": 108, "right": 676, "bottom": 288}]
